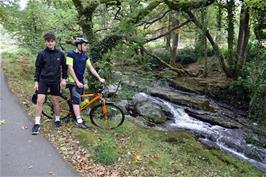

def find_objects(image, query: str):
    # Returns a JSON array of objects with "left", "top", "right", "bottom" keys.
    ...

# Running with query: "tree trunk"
[
  {"left": 227, "top": 0, "right": 235, "bottom": 66},
  {"left": 236, "top": 6, "right": 250, "bottom": 72},
  {"left": 185, "top": 10, "right": 232, "bottom": 77},
  {"left": 201, "top": 5, "right": 208, "bottom": 77},
  {"left": 72, "top": 0, "right": 98, "bottom": 44},
  {"left": 169, "top": 12, "right": 180, "bottom": 66}
]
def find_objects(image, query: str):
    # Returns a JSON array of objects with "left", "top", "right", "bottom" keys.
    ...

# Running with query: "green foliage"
[
  {"left": 229, "top": 71, "right": 253, "bottom": 99},
  {"left": 152, "top": 47, "right": 198, "bottom": 66},
  {"left": 1, "top": 48, "right": 33, "bottom": 59},
  {"left": 246, "top": 42, "right": 266, "bottom": 62},
  {"left": 249, "top": 65, "right": 266, "bottom": 125},
  {"left": 90, "top": 35, "right": 123, "bottom": 62},
  {"left": 94, "top": 144, "right": 119, "bottom": 165},
  {"left": 245, "top": 0, "right": 266, "bottom": 10},
  {"left": 0, "top": 0, "right": 77, "bottom": 53},
  {"left": 176, "top": 53, "right": 197, "bottom": 64},
  {"left": 153, "top": 49, "right": 170, "bottom": 63},
  {"left": 229, "top": 77, "right": 252, "bottom": 96},
  {"left": 86, "top": 53, "right": 113, "bottom": 91}
]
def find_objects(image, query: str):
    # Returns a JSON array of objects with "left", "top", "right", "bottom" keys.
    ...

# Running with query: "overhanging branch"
[{"left": 144, "top": 19, "right": 190, "bottom": 43}]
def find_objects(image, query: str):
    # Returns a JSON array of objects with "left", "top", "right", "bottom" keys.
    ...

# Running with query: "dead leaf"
[
  {"left": 0, "top": 120, "right": 6, "bottom": 126},
  {"left": 48, "top": 171, "right": 55, "bottom": 176},
  {"left": 133, "top": 154, "right": 142, "bottom": 162},
  {"left": 154, "top": 153, "right": 160, "bottom": 159},
  {"left": 21, "top": 125, "right": 28, "bottom": 130}
]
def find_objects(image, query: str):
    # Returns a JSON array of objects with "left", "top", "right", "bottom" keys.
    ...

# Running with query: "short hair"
[{"left": 43, "top": 32, "right": 56, "bottom": 41}]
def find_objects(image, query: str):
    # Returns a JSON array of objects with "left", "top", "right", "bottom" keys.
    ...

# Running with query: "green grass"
[
  {"left": 2, "top": 49, "right": 265, "bottom": 177},
  {"left": 73, "top": 120, "right": 264, "bottom": 176}
]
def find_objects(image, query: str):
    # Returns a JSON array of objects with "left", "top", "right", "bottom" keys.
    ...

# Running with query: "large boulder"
[
  {"left": 131, "top": 93, "right": 173, "bottom": 124},
  {"left": 149, "top": 87, "right": 219, "bottom": 112}
]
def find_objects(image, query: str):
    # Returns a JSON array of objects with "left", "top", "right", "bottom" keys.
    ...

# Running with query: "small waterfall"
[{"left": 151, "top": 94, "right": 266, "bottom": 172}]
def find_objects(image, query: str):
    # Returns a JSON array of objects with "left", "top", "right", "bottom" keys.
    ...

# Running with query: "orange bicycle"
[{"left": 42, "top": 83, "right": 125, "bottom": 129}]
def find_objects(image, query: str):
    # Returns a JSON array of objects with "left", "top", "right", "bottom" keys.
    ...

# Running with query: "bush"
[
  {"left": 177, "top": 48, "right": 198, "bottom": 64},
  {"left": 1, "top": 48, "right": 33, "bottom": 60},
  {"left": 176, "top": 53, "right": 197, "bottom": 65},
  {"left": 228, "top": 65, "right": 254, "bottom": 105},
  {"left": 246, "top": 42, "right": 266, "bottom": 62},
  {"left": 153, "top": 50, "right": 170, "bottom": 63},
  {"left": 249, "top": 66, "right": 266, "bottom": 125},
  {"left": 153, "top": 47, "right": 198, "bottom": 65},
  {"left": 229, "top": 76, "right": 252, "bottom": 97}
]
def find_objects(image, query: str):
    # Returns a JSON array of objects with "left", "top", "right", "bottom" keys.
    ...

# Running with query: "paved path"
[{"left": 0, "top": 68, "right": 79, "bottom": 177}]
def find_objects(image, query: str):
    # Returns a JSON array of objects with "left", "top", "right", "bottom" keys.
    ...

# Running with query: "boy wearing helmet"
[
  {"left": 66, "top": 37, "right": 105, "bottom": 129},
  {"left": 32, "top": 32, "right": 67, "bottom": 135}
]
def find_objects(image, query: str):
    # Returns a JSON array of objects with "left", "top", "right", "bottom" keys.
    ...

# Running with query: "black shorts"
[{"left": 37, "top": 81, "right": 60, "bottom": 96}]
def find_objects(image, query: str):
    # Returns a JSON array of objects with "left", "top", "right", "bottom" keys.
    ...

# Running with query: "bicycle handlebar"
[{"left": 65, "top": 81, "right": 122, "bottom": 97}]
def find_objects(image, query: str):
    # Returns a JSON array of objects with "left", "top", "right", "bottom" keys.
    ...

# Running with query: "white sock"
[
  {"left": 35, "top": 116, "right": 41, "bottom": 125},
  {"left": 55, "top": 116, "right": 60, "bottom": 122},
  {"left": 76, "top": 116, "right": 83, "bottom": 123}
]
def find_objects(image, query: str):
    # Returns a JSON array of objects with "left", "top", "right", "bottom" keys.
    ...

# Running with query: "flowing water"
[{"left": 138, "top": 93, "right": 266, "bottom": 172}]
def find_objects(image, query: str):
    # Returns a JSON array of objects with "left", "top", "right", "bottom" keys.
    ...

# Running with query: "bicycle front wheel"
[
  {"left": 90, "top": 103, "right": 125, "bottom": 129},
  {"left": 42, "top": 94, "right": 71, "bottom": 120}
]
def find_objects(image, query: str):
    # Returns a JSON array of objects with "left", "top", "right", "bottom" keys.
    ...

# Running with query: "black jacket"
[{"left": 34, "top": 47, "right": 67, "bottom": 83}]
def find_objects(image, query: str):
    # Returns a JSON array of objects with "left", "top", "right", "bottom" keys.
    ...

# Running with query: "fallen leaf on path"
[
  {"left": 0, "top": 120, "right": 6, "bottom": 126},
  {"left": 21, "top": 125, "right": 28, "bottom": 130},
  {"left": 48, "top": 171, "right": 55, "bottom": 176}
]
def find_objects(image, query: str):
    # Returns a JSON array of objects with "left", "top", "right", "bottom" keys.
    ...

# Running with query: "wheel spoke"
[{"left": 90, "top": 103, "right": 124, "bottom": 129}]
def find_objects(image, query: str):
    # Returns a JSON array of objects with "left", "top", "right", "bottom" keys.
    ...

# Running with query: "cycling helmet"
[{"left": 74, "top": 37, "right": 88, "bottom": 45}]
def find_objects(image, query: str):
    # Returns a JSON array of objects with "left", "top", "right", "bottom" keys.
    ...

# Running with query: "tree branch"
[
  {"left": 141, "top": 44, "right": 196, "bottom": 76},
  {"left": 94, "top": 27, "right": 113, "bottom": 33},
  {"left": 163, "top": 0, "right": 215, "bottom": 11},
  {"left": 144, "top": 20, "right": 190, "bottom": 43},
  {"left": 138, "top": 10, "right": 170, "bottom": 28}
]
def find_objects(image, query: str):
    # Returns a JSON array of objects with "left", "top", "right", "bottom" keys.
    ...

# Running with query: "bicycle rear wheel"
[
  {"left": 42, "top": 94, "right": 71, "bottom": 120},
  {"left": 90, "top": 103, "right": 125, "bottom": 129}
]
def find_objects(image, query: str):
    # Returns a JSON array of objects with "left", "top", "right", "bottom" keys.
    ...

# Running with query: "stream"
[{"left": 135, "top": 92, "right": 266, "bottom": 172}]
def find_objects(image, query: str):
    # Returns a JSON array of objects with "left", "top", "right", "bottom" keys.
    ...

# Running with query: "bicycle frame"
[{"left": 80, "top": 92, "right": 105, "bottom": 111}]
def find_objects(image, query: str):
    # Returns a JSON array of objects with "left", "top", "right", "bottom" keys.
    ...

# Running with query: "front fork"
[
  {"left": 101, "top": 97, "right": 108, "bottom": 119},
  {"left": 100, "top": 96, "right": 108, "bottom": 120}
]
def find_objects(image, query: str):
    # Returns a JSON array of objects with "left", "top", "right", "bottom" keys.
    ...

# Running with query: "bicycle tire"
[
  {"left": 90, "top": 103, "right": 125, "bottom": 129},
  {"left": 42, "top": 94, "right": 72, "bottom": 120}
]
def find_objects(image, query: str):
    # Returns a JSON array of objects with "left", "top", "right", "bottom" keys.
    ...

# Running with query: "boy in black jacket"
[{"left": 32, "top": 32, "right": 67, "bottom": 135}]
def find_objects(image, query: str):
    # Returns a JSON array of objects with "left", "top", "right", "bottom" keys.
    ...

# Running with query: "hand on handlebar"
[
  {"left": 99, "top": 78, "right": 105, "bottom": 84},
  {"left": 76, "top": 81, "right": 84, "bottom": 88}
]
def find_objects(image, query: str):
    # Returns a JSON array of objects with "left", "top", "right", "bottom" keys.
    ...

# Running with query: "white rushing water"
[
  {"left": 149, "top": 94, "right": 266, "bottom": 172},
  {"left": 164, "top": 100, "right": 266, "bottom": 172}
]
